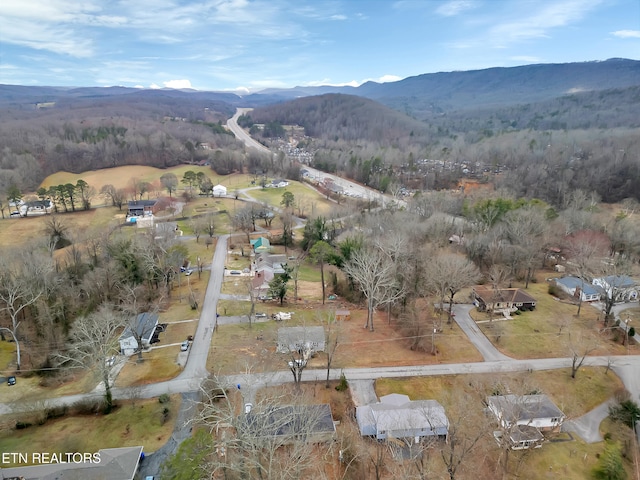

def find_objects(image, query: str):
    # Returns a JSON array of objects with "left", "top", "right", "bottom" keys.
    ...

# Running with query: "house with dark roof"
[
  {"left": 472, "top": 287, "right": 537, "bottom": 313},
  {"left": 243, "top": 404, "right": 335, "bottom": 443},
  {"left": 119, "top": 312, "right": 159, "bottom": 356},
  {"left": 554, "top": 276, "right": 601, "bottom": 302},
  {"left": 356, "top": 393, "right": 449, "bottom": 444},
  {"left": 127, "top": 199, "right": 159, "bottom": 217},
  {"left": 0, "top": 446, "right": 143, "bottom": 480}
]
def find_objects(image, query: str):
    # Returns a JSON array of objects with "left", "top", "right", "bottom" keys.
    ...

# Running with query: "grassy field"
[
  {"left": 0, "top": 395, "right": 180, "bottom": 465},
  {"left": 475, "top": 277, "right": 632, "bottom": 358}
]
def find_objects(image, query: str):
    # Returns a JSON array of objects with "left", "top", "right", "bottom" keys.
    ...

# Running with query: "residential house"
[
  {"left": 254, "top": 253, "right": 288, "bottom": 276},
  {"left": 127, "top": 199, "right": 159, "bottom": 217},
  {"left": 252, "top": 270, "right": 274, "bottom": 297},
  {"left": 356, "top": 393, "right": 449, "bottom": 444},
  {"left": 119, "top": 312, "right": 159, "bottom": 356},
  {"left": 554, "top": 276, "right": 601, "bottom": 302},
  {"left": 19, "top": 199, "right": 53, "bottom": 216},
  {"left": 270, "top": 179, "right": 289, "bottom": 188},
  {"left": 0, "top": 446, "right": 143, "bottom": 480},
  {"left": 250, "top": 236, "right": 271, "bottom": 253},
  {"left": 472, "top": 287, "right": 537, "bottom": 313},
  {"left": 487, "top": 394, "right": 565, "bottom": 449},
  {"left": 276, "top": 326, "right": 325, "bottom": 354},
  {"left": 244, "top": 404, "right": 336, "bottom": 443},
  {"left": 212, "top": 184, "right": 227, "bottom": 196},
  {"left": 592, "top": 275, "right": 638, "bottom": 303}
]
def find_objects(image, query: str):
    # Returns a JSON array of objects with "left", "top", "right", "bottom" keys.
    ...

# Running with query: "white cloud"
[
  {"left": 330, "top": 14, "right": 347, "bottom": 20},
  {"left": 489, "top": 0, "right": 603, "bottom": 44},
  {"left": 163, "top": 79, "right": 193, "bottom": 89},
  {"left": 436, "top": 1, "right": 477, "bottom": 17},
  {"left": 612, "top": 30, "right": 640, "bottom": 38},
  {"left": 150, "top": 83, "right": 161, "bottom": 89},
  {"left": 510, "top": 56, "right": 542, "bottom": 63}
]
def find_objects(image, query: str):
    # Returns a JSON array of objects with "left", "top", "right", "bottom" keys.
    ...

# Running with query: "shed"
[
  {"left": 336, "top": 309, "right": 351, "bottom": 321},
  {"left": 212, "top": 184, "right": 227, "bottom": 196}
]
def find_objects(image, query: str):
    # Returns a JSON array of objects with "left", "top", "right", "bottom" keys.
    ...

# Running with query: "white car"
[{"left": 180, "top": 341, "right": 189, "bottom": 351}]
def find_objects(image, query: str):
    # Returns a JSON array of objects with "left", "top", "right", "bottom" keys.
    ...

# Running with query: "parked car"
[
  {"left": 105, "top": 356, "right": 116, "bottom": 367},
  {"left": 7, "top": 376, "right": 16, "bottom": 386},
  {"left": 258, "top": 294, "right": 273, "bottom": 301},
  {"left": 185, "top": 269, "right": 193, "bottom": 276},
  {"left": 229, "top": 270, "right": 242, "bottom": 275},
  {"left": 180, "top": 340, "right": 189, "bottom": 351},
  {"left": 244, "top": 403, "right": 253, "bottom": 414},
  {"left": 255, "top": 312, "right": 267, "bottom": 319}
]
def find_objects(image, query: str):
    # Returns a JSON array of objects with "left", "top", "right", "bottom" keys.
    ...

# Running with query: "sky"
[{"left": 0, "top": 0, "right": 639, "bottom": 93}]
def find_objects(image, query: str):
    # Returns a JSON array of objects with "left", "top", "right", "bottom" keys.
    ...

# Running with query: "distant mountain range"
[{"left": 1, "top": 58, "right": 639, "bottom": 121}]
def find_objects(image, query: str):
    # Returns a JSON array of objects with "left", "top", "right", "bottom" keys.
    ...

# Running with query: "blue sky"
[{"left": 0, "top": 0, "right": 638, "bottom": 93}]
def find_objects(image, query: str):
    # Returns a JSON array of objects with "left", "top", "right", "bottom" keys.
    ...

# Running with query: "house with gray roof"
[
  {"left": 119, "top": 312, "right": 159, "bottom": 356},
  {"left": 0, "top": 446, "right": 143, "bottom": 480},
  {"left": 356, "top": 393, "right": 449, "bottom": 444},
  {"left": 276, "top": 326, "right": 325, "bottom": 354},
  {"left": 592, "top": 275, "right": 638, "bottom": 303},
  {"left": 554, "top": 276, "right": 601, "bottom": 302},
  {"left": 243, "top": 404, "right": 335, "bottom": 444},
  {"left": 487, "top": 394, "right": 565, "bottom": 450}
]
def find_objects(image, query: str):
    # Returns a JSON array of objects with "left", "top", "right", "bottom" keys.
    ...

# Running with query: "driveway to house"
[
  {"left": 563, "top": 398, "right": 615, "bottom": 443},
  {"left": 449, "top": 304, "right": 512, "bottom": 362}
]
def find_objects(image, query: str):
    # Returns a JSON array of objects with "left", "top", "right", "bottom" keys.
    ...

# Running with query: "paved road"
[
  {"left": 226, "top": 108, "right": 272, "bottom": 154},
  {"left": 450, "top": 304, "right": 511, "bottom": 362}
]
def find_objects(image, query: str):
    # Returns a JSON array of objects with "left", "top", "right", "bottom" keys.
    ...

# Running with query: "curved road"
[{"left": 2, "top": 109, "right": 640, "bottom": 449}]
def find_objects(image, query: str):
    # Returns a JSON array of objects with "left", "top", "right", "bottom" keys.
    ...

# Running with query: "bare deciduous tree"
[
  {"left": 54, "top": 304, "right": 125, "bottom": 413},
  {"left": 343, "top": 245, "right": 402, "bottom": 332},
  {"left": 425, "top": 252, "right": 480, "bottom": 326}
]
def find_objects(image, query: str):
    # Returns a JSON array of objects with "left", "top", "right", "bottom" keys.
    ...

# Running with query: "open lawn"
[
  {"left": 208, "top": 303, "right": 483, "bottom": 374},
  {"left": 475, "top": 277, "right": 632, "bottom": 359},
  {"left": 243, "top": 183, "right": 340, "bottom": 218},
  {"left": 0, "top": 395, "right": 180, "bottom": 465}
]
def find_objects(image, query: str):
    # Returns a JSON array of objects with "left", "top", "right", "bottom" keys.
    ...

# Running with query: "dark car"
[{"left": 7, "top": 376, "right": 16, "bottom": 386}]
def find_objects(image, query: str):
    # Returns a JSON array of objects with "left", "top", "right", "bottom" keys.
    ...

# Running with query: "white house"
[
  {"left": 554, "top": 276, "right": 601, "bottom": 302},
  {"left": 487, "top": 394, "right": 565, "bottom": 432},
  {"left": 212, "top": 184, "right": 227, "bottom": 197},
  {"left": 271, "top": 179, "right": 289, "bottom": 188},
  {"left": 592, "top": 275, "right": 638, "bottom": 303},
  {"left": 487, "top": 394, "right": 565, "bottom": 450},
  {"left": 356, "top": 393, "right": 449, "bottom": 444},
  {"left": 119, "top": 313, "right": 159, "bottom": 356}
]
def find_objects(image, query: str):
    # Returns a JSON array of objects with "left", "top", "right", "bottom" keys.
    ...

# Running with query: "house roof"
[
  {"left": 555, "top": 276, "right": 600, "bottom": 296},
  {"left": 277, "top": 326, "right": 325, "bottom": 352},
  {"left": 127, "top": 199, "right": 157, "bottom": 207},
  {"left": 120, "top": 312, "right": 159, "bottom": 342},
  {"left": 473, "top": 287, "right": 537, "bottom": 304},
  {"left": 487, "top": 394, "right": 565, "bottom": 425},
  {"left": 244, "top": 404, "right": 335, "bottom": 439},
  {"left": 251, "top": 237, "right": 271, "bottom": 251},
  {"left": 0, "top": 446, "right": 143, "bottom": 480},
  {"left": 357, "top": 394, "right": 449, "bottom": 436},
  {"left": 213, "top": 184, "right": 227, "bottom": 190},
  {"left": 595, "top": 275, "right": 637, "bottom": 288}
]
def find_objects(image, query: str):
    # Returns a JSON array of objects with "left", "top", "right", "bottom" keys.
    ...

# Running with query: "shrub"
[
  {"left": 335, "top": 373, "right": 348, "bottom": 392},
  {"left": 158, "top": 393, "right": 171, "bottom": 404},
  {"left": 15, "top": 421, "right": 32, "bottom": 430}
]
